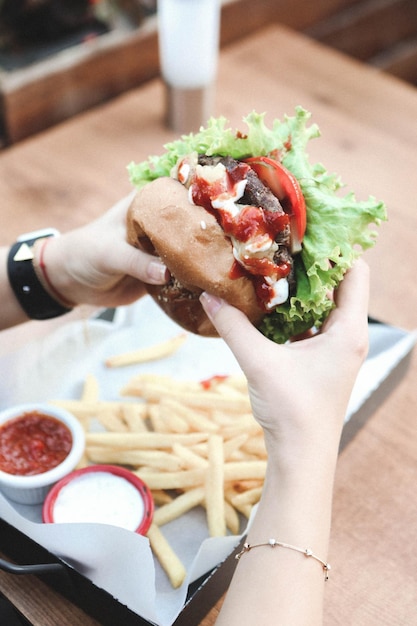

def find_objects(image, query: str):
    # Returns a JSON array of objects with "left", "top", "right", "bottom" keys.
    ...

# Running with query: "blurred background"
[
  {"left": 0, "top": 0, "right": 416, "bottom": 146},
  {"left": 0, "top": 1, "right": 157, "bottom": 69}
]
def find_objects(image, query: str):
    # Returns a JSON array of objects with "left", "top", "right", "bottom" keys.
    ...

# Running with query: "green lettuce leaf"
[{"left": 128, "top": 106, "right": 387, "bottom": 343}]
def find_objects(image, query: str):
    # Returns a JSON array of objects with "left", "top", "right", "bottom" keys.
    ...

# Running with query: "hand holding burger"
[{"left": 127, "top": 107, "right": 386, "bottom": 343}]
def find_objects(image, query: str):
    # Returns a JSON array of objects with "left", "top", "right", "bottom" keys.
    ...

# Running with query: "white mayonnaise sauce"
[
  {"left": 52, "top": 472, "right": 145, "bottom": 531},
  {"left": 264, "top": 277, "right": 289, "bottom": 309},
  {"left": 178, "top": 161, "right": 191, "bottom": 185},
  {"left": 211, "top": 177, "right": 247, "bottom": 218}
]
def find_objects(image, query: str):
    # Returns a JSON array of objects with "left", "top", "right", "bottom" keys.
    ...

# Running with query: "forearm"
[
  {"left": 217, "top": 445, "right": 339, "bottom": 625},
  {"left": 202, "top": 262, "right": 370, "bottom": 626},
  {"left": 0, "top": 247, "right": 31, "bottom": 329},
  {"left": 0, "top": 196, "right": 169, "bottom": 332}
]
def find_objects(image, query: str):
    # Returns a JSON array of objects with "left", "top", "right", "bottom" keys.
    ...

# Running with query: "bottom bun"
[{"left": 127, "top": 178, "right": 264, "bottom": 336}]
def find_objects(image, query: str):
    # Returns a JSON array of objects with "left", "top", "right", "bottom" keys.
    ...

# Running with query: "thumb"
[{"left": 103, "top": 239, "right": 169, "bottom": 285}]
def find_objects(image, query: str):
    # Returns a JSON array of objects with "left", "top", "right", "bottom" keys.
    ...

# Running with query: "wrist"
[
  {"left": 251, "top": 448, "right": 337, "bottom": 556},
  {"left": 263, "top": 425, "right": 341, "bottom": 476},
  {"left": 7, "top": 230, "right": 74, "bottom": 320},
  {"left": 264, "top": 447, "right": 339, "bottom": 496},
  {"left": 33, "top": 237, "right": 75, "bottom": 310}
]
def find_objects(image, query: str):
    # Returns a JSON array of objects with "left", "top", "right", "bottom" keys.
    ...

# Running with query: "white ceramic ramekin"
[
  {"left": 0, "top": 403, "right": 85, "bottom": 505},
  {"left": 43, "top": 464, "right": 154, "bottom": 535}
]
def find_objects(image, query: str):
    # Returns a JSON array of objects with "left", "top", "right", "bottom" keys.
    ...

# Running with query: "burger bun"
[{"left": 127, "top": 177, "right": 264, "bottom": 336}]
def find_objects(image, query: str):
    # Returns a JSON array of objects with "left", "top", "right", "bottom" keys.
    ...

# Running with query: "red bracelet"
[{"left": 36, "top": 237, "right": 74, "bottom": 309}]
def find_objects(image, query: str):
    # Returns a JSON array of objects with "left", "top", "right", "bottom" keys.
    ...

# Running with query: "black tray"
[{"left": 0, "top": 518, "right": 241, "bottom": 626}]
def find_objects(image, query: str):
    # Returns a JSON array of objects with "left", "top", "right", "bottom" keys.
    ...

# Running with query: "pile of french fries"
[{"left": 52, "top": 334, "right": 267, "bottom": 589}]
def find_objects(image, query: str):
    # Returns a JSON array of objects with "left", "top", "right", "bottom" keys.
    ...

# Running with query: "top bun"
[{"left": 126, "top": 177, "right": 264, "bottom": 336}]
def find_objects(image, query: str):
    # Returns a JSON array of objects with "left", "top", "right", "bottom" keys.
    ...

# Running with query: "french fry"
[
  {"left": 147, "top": 404, "right": 171, "bottom": 434},
  {"left": 153, "top": 487, "right": 205, "bottom": 526},
  {"left": 157, "top": 399, "right": 191, "bottom": 433},
  {"left": 231, "top": 479, "right": 264, "bottom": 494},
  {"left": 215, "top": 383, "right": 248, "bottom": 399},
  {"left": 76, "top": 375, "right": 99, "bottom": 468},
  {"left": 94, "top": 407, "right": 129, "bottom": 432},
  {"left": 227, "top": 449, "right": 259, "bottom": 463},
  {"left": 224, "top": 500, "right": 241, "bottom": 535},
  {"left": 160, "top": 398, "right": 219, "bottom": 433},
  {"left": 122, "top": 381, "right": 251, "bottom": 412},
  {"left": 121, "top": 404, "right": 149, "bottom": 433},
  {"left": 147, "top": 523, "right": 186, "bottom": 589},
  {"left": 221, "top": 417, "right": 262, "bottom": 439},
  {"left": 234, "top": 502, "right": 253, "bottom": 519},
  {"left": 223, "top": 433, "right": 249, "bottom": 460},
  {"left": 85, "top": 431, "right": 208, "bottom": 449},
  {"left": 188, "top": 442, "right": 209, "bottom": 459},
  {"left": 86, "top": 448, "right": 187, "bottom": 472},
  {"left": 223, "top": 461, "right": 267, "bottom": 482},
  {"left": 152, "top": 490, "right": 173, "bottom": 506},
  {"left": 81, "top": 373, "right": 100, "bottom": 402},
  {"left": 105, "top": 333, "right": 187, "bottom": 367},
  {"left": 230, "top": 486, "right": 263, "bottom": 508},
  {"left": 122, "top": 373, "right": 203, "bottom": 396},
  {"left": 135, "top": 468, "right": 205, "bottom": 490},
  {"left": 210, "top": 410, "right": 238, "bottom": 427},
  {"left": 198, "top": 493, "right": 240, "bottom": 535},
  {"left": 172, "top": 443, "right": 208, "bottom": 469},
  {"left": 242, "top": 435, "right": 267, "bottom": 459},
  {"left": 224, "top": 486, "right": 255, "bottom": 519},
  {"left": 52, "top": 400, "right": 147, "bottom": 421},
  {"left": 205, "top": 435, "right": 226, "bottom": 537},
  {"left": 221, "top": 375, "right": 248, "bottom": 392}
]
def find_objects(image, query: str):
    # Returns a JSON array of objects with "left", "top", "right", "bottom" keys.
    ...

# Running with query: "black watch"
[{"left": 7, "top": 228, "right": 73, "bottom": 320}]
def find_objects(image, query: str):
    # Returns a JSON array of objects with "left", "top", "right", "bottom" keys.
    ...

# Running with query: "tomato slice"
[{"left": 244, "top": 156, "right": 306, "bottom": 253}]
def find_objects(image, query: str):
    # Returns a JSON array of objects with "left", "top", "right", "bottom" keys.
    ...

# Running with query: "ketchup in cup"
[
  {"left": 0, "top": 411, "right": 72, "bottom": 476},
  {"left": 0, "top": 403, "right": 85, "bottom": 505}
]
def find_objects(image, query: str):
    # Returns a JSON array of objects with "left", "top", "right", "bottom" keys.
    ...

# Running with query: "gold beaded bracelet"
[{"left": 235, "top": 538, "right": 331, "bottom": 580}]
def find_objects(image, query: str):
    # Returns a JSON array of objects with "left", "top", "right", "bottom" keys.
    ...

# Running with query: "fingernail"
[
  {"left": 148, "top": 260, "right": 169, "bottom": 283},
  {"left": 199, "top": 292, "right": 223, "bottom": 320}
]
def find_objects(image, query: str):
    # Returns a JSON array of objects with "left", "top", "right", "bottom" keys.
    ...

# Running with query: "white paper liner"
[{"left": 0, "top": 297, "right": 415, "bottom": 625}]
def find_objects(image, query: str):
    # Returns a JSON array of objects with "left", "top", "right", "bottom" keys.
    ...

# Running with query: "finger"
[
  {"left": 147, "top": 258, "right": 170, "bottom": 284},
  {"left": 326, "top": 259, "right": 370, "bottom": 329},
  {"left": 100, "top": 193, "right": 170, "bottom": 285},
  {"left": 321, "top": 259, "right": 370, "bottom": 362},
  {"left": 200, "top": 293, "right": 271, "bottom": 367},
  {"left": 100, "top": 237, "right": 169, "bottom": 285},
  {"left": 336, "top": 258, "right": 369, "bottom": 309},
  {"left": 126, "top": 246, "right": 169, "bottom": 284}
]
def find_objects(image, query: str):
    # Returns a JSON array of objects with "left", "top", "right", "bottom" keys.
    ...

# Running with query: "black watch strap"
[{"left": 7, "top": 233, "right": 73, "bottom": 320}]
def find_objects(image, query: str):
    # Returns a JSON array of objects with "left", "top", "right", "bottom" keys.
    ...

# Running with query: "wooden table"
[{"left": 0, "top": 23, "right": 416, "bottom": 626}]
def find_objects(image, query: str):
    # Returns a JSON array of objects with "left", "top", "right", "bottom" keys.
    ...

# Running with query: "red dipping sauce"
[{"left": 0, "top": 411, "right": 72, "bottom": 476}]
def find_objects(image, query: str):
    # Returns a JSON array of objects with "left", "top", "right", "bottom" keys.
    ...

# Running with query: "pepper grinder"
[{"left": 158, "top": 0, "right": 221, "bottom": 133}]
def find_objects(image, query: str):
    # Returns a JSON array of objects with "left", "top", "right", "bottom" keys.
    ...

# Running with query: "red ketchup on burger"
[{"left": 176, "top": 153, "right": 307, "bottom": 312}]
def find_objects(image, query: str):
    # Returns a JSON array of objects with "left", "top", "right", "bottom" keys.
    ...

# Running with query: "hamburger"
[{"left": 127, "top": 107, "right": 386, "bottom": 343}]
